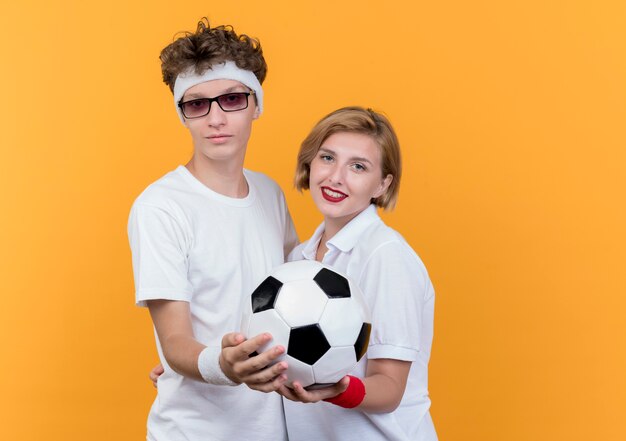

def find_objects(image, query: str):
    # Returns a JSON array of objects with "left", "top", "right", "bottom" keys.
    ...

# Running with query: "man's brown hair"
[{"left": 160, "top": 18, "right": 267, "bottom": 93}]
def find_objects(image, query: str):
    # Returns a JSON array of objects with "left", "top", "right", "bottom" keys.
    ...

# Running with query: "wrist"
[
  {"left": 323, "top": 375, "right": 366, "bottom": 408},
  {"left": 197, "top": 346, "right": 239, "bottom": 386}
]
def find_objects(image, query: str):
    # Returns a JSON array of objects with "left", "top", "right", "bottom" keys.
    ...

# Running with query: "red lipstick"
[{"left": 321, "top": 186, "right": 348, "bottom": 203}]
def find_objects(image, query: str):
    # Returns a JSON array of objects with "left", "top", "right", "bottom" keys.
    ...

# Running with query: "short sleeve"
[
  {"left": 358, "top": 241, "right": 434, "bottom": 362},
  {"left": 128, "top": 203, "right": 193, "bottom": 306}
]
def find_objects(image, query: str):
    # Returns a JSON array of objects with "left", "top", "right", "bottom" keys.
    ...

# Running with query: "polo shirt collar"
[
  {"left": 300, "top": 205, "right": 381, "bottom": 260},
  {"left": 300, "top": 224, "right": 324, "bottom": 261}
]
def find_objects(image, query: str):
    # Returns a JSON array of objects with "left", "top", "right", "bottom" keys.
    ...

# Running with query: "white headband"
[{"left": 173, "top": 60, "right": 264, "bottom": 124}]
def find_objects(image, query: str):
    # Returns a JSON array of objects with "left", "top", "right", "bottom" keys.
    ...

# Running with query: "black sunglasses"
[{"left": 178, "top": 92, "right": 255, "bottom": 119}]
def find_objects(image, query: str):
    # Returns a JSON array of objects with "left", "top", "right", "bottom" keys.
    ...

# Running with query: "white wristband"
[{"left": 197, "top": 346, "right": 239, "bottom": 386}]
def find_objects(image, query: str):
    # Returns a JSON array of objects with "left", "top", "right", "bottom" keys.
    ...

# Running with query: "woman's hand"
[
  {"left": 277, "top": 376, "right": 350, "bottom": 403},
  {"left": 149, "top": 363, "right": 164, "bottom": 388}
]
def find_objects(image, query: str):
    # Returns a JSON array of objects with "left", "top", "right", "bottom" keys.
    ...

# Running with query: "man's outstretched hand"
[{"left": 220, "top": 332, "right": 289, "bottom": 392}]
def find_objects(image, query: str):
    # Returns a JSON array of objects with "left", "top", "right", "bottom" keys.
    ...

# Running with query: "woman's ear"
[{"left": 373, "top": 174, "right": 393, "bottom": 199}]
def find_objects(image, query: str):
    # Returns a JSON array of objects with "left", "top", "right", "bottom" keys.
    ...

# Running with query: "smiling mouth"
[{"left": 321, "top": 187, "right": 348, "bottom": 202}]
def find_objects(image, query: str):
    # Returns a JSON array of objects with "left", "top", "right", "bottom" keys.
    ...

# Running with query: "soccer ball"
[{"left": 241, "top": 260, "right": 372, "bottom": 388}]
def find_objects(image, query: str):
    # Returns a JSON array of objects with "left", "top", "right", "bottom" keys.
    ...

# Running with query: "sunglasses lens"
[
  {"left": 218, "top": 93, "right": 249, "bottom": 111},
  {"left": 181, "top": 99, "right": 211, "bottom": 118}
]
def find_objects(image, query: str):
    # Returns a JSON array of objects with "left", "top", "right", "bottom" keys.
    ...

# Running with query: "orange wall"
[{"left": 1, "top": 1, "right": 624, "bottom": 440}]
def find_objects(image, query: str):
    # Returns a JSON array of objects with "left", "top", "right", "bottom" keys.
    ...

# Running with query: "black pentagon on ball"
[
  {"left": 251, "top": 276, "right": 283, "bottom": 313},
  {"left": 354, "top": 322, "right": 372, "bottom": 361},
  {"left": 287, "top": 324, "right": 330, "bottom": 365},
  {"left": 313, "top": 268, "right": 351, "bottom": 299}
]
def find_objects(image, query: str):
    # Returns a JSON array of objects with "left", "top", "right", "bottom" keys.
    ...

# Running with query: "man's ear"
[{"left": 253, "top": 106, "right": 261, "bottom": 120}]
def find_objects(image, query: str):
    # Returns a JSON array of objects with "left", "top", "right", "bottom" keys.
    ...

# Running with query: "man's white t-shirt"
[
  {"left": 284, "top": 205, "right": 437, "bottom": 441},
  {"left": 128, "top": 165, "right": 297, "bottom": 441}
]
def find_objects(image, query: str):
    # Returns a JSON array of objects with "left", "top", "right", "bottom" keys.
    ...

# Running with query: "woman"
[{"left": 280, "top": 106, "right": 437, "bottom": 441}]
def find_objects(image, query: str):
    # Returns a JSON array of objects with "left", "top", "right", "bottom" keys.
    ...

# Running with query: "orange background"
[{"left": 1, "top": 1, "right": 625, "bottom": 440}]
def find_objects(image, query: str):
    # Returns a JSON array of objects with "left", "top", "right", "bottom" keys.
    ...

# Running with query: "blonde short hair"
[{"left": 294, "top": 106, "right": 402, "bottom": 210}]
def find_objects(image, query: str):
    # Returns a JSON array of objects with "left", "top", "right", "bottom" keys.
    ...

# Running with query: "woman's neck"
[{"left": 315, "top": 218, "right": 347, "bottom": 262}]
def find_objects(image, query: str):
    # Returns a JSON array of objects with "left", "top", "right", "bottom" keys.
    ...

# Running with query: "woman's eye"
[
  {"left": 353, "top": 163, "right": 366, "bottom": 171},
  {"left": 321, "top": 155, "right": 333, "bottom": 162}
]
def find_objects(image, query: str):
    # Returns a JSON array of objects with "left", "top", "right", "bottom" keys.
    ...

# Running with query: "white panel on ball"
[
  {"left": 246, "top": 309, "right": 291, "bottom": 356},
  {"left": 318, "top": 298, "right": 363, "bottom": 346},
  {"left": 275, "top": 280, "right": 328, "bottom": 327},
  {"left": 285, "top": 355, "right": 315, "bottom": 388},
  {"left": 313, "top": 346, "right": 359, "bottom": 384}
]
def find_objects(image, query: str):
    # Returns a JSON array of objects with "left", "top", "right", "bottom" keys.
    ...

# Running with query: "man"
[{"left": 128, "top": 19, "right": 298, "bottom": 440}]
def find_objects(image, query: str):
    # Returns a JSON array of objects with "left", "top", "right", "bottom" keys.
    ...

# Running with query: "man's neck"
[{"left": 185, "top": 156, "right": 249, "bottom": 198}]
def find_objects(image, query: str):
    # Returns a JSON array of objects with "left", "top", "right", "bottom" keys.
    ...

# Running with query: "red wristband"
[{"left": 323, "top": 375, "right": 366, "bottom": 408}]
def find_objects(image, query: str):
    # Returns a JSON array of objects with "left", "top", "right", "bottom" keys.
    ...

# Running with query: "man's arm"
[
  {"left": 148, "top": 299, "right": 205, "bottom": 381},
  {"left": 148, "top": 299, "right": 289, "bottom": 390}
]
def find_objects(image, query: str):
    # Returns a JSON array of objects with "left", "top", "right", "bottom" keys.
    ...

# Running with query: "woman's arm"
[
  {"left": 358, "top": 358, "right": 411, "bottom": 413},
  {"left": 278, "top": 358, "right": 410, "bottom": 413}
]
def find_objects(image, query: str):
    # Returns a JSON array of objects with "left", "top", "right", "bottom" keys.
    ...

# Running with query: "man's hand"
[{"left": 220, "top": 332, "right": 289, "bottom": 392}]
